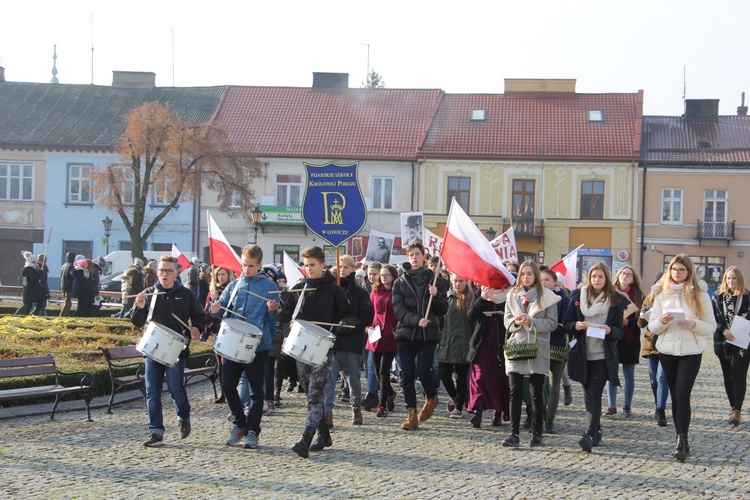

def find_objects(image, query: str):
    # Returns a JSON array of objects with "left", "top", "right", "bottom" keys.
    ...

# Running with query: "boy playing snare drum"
[{"left": 209, "top": 244, "right": 278, "bottom": 449}]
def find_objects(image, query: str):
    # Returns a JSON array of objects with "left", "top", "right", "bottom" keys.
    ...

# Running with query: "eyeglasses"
[
  {"left": 157, "top": 268, "right": 176, "bottom": 274},
  {"left": 620, "top": 272, "right": 633, "bottom": 277},
  {"left": 671, "top": 267, "right": 688, "bottom": 273}
]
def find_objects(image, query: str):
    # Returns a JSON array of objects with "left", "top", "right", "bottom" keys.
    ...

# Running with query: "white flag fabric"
[
  {"left": 283, "top": 251, "right": 306, "bottom": 286},
  {"left": 490, "top": 227, "right": 518, "bottom": 264},
  {"left": 550, "top": 244, "right": 584, "bottom": 290}
]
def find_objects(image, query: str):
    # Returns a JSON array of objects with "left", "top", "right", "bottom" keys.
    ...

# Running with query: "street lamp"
[
  {"left": 102, "top": 216, "right": 113, "bottom": 254},
  {"left": 251, "top": 205, "right": 263, "bottom": 244},
  {"left": 486, "top": 227, "right": 497, "bottom": 241}
]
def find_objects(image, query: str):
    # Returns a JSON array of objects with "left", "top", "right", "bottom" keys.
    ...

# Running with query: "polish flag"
[
  {"left": 207, "top": 211, "right": 242, "bottom": 276},
  {"left": 441, "top": 198, "right": 516, "bottom": 289},
  {"left": 283, "top": 251, "right": 306, "bottom": 286},
  {"left": 549, "top": 244, "right": 584, "bottom": 290},
  {"left": 171, "top": 244, "right": 191, "bottom": 270}
]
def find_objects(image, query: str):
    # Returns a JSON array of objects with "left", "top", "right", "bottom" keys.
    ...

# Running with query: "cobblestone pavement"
[{"left": 0, "top": 353, "right": 748, "bottom": 498}]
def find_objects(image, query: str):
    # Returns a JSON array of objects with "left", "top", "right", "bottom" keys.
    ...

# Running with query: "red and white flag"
[
  {"left": 441, "top": 198, "right": 516, "bottom": 289},
  {"left": 207, "top": 211, "right": 242, "bottom": 276},
  {"left": 549, "top": 244, "right": 584, "bottom": 290},
  {"left": 283, "top": 251, "right": 306, "bottom": 286},
  {"left": 171, "top": 244, "right": 191, "bottom": 270}
]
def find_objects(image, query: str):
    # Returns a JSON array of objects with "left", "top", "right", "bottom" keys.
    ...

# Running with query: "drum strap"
[
  {"left": 225, "top": 280, "right": 242, "bottom": 319},
  {"left": 291, "top": 283, "right": 308, "bottom": 321},
  {"left": 146, "top": 289, "right": 159, "bottom": 323}
]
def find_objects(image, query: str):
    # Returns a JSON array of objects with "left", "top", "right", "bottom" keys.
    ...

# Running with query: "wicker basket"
[
  {"left": 505, "top": 325, "right": 539, "bottom": 361},
  {"left": 549, "top": 343, "right": 569, "bottom": 363}
]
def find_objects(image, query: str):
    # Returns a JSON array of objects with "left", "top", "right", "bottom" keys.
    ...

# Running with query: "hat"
[
  {"left": 37, "top": 254, "right": 46, "bottom": 263},
  {"left": 406, "top": 215, "right": 420, "bottom": 227},
  {"left": 133, "top": 258, "right": 144, "bottom": 266},
  {"left": 355, "top": 269, "right": 366, "bottom": 278},
  {"left": 75, "top": 254, "right": 86, "bottom": 262},
  {"left": 262, "top": 266, "right": 278, "bottom": 282},
  {"left": 22, "top": 251, "right": 36, "bottom": 265},
  {"left": 191, "top": 257, "right": 201, "bottom": 264},
  {"left": 276, "top": 272, "right": 287, "bottom": 282},
  {"left": 96, "top": 257, "right": 106, "bottom": 268}
]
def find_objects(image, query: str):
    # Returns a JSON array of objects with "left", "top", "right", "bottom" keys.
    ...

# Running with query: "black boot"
[
  {"left": 672, "top": 434, "right": 687, "bottom": 462},
  {"left": 470, "top": 405, "right": 484, "bottom": 428},
  {"left": 655, "top": 408, "right": 667, "bottom": 427},
  {"left": 292, "top": 426, "right": 316, "bottom": 458},
  {"left": 310, "top": 421, "right": 333, "bottom": 452}
]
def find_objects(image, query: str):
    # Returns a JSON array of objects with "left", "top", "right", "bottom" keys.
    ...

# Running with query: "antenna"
[
  {"left": 682, "top": 65, "right": 686, "bottom": 102},
  {"left": 361, "top": 43, "right": 370, "bottom": 81},
  {"left": 90, "top": 15, "right": 94, "bottom": 85},
  {"left": 171, "top": 26, "right": 175, "bottom": 86}
]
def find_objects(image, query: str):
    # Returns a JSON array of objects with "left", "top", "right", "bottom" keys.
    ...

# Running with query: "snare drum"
[
  {"left": 282, "top": 320, "right": 335, "bottom": 367},
  {"left": 136, "top": 322, "right": 188, "bottom": 367},
  {"left": 214, "top": 318, "right": 262, "bottom": 364}
]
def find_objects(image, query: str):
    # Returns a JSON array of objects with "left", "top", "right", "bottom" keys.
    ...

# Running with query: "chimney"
[
  {"left": 0, "top": 66, "right": 5, "bottom": 83},
  {"left": 738, "top": 92, "right": 748, "bottom": 116},
  {"left": 112, "top": 71, "right": 156, "bottom": 89},
  {"left": 312, "top": 72, "right": 349, "bottom": 89},
  {"left": 684, "top": 99, "right": 720, "bottom": 121}
]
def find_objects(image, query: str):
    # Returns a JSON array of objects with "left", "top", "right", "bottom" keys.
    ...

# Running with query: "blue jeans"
[
  {"left": 144, "top": 357, "right": 189, "bottom": 435},
  {"left": 324, "top": 351, "right": 363, "bottom": 412},
  {"left": 362, "top": 349, "right": 379, "bottom": 395},
  {"left": 647, "top": 355, "right": 669, "bottom": 410},
  {"left": 238, "top": 372, "right": 250, "bottom": 409},
  {"left": 606, "top": 363, "right": 635, "bottom": 408},
  {"left": 397, "top": 340, "right": 437, "bottom": 409}
]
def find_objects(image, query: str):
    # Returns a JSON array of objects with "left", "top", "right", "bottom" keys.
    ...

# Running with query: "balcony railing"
[
  {"left": 697, "top": 219, "right": 735, "bottom": 246},
  {"left": 503, "top": 217, "right": 545, "bottom": 242}
]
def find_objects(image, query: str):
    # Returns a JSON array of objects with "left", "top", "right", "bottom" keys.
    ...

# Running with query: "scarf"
[
  {"left": 724, "top": 293, "right": 736, "bottom": 330},
  {"left": 579, "top": 287, "right": 610, "bottom": 319},
  {"left": 487, "top": 288, "right": 508, "bottom": 304},
  {"left": 518, "top": 287, "right": 539, "bottom": 312}
]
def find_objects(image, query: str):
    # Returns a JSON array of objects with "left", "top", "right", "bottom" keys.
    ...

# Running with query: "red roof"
[
  {"left": 214, "top": 86, "right": 444, "bottom": 160},
  {"left": 419, "top": 91, "right": 643, "bottom": 162}
]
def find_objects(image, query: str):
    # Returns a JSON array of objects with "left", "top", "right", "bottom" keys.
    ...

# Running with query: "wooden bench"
[
  {"left": 0, "top": 355, "right": 94, "bottom": 421},
  {"left": 98, "top": 346, "right": 219, "bottom": 413}
]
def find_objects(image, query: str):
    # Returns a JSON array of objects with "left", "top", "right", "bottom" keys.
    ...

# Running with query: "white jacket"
[{"left": 648, "top": 280, "right": 716, "bottom": 356}]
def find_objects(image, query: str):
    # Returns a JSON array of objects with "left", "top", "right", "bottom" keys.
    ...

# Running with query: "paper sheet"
[
  {"left": 665, "top": 308, "right": 686, "bottom": 325},
  {"left": 586, "top": 326, "right": 606, "bottom": 339},
  {"left": 367, "top": 325, "right": 381, "bottom": 343},
  {"left": 728, "top": 315, "right": 750, "bottom": 350},
  {"left": 623, "top": 302, "right": 640, "bottom": 318}
]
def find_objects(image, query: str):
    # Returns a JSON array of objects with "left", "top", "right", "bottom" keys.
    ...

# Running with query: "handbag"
[
  {"left": 505, "top": 324, "right": 539, "bottom": 361},
  {"left": 549, "top": 343, "right": 569, "bottom": 363}
]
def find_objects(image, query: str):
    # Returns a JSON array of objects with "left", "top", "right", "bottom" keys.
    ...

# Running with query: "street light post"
[
  {"left": 102, "top": 216, "right": 113, "bottom": 255},
  {"left": 486, "top": 227, "right": 497, "bottom": 241},
  {"left": 251, "top": 205, "right": 263, "bottom": 245}
]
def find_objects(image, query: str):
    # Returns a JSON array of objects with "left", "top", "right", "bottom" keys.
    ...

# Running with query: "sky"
[{"left": 2, "top": 0, "right": 748, "bottom": 116}]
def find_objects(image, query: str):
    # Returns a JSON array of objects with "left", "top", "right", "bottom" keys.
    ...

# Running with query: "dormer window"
[
  {"left": 698, "top": 140, "right": 712, "bottom": 148},
  {"left": 471, "top": 109, "right": 487, "bottom": 121},
  {"left": 587, "top": 109, "right": 604, "bottom": 122}
]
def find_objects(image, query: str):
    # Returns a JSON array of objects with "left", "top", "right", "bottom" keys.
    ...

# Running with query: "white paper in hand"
[
  {"left": 728, "top": 315, "right": 750, "bottom": 350},
  {"left": 666, "top": 308, "right": 686, "bottom": 324},
  {"left": 586, "top": 326, "right": 606, "bottom": 339},
  {"left": 367, "top": 325, "right": 382, "bottom": 343}
]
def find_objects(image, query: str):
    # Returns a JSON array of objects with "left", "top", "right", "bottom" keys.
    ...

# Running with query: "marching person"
[
  {"left": 501, "top": 260, "right": 560, "bottom": 448},
  {"left": 209, "top": 245, "right": 277, "bottom": 449},
  {"left": 649, "top": 254, "right": 715, "bottom": 461},
  {"left": 59, "top": 251, "right": 77, "bottom": 317},
  {"left": 392, "top": 242, "right": 449, "bottom": 430},
  {"left": 367, "top": 264, "right": 400, "bottom": 417},
  {"left": 287, "top": 246, "right": 355, "bottom": 458},
  {"left": 540, "top": 268, "right": 571, "bottom": 434},
  {"left": 132, "top": 255, "right": 206, "bottom": 447},
  {"left": 712, "top": 266, "right": 750, "bottom": 427},
  {"left": 565, "top": 262, "right": 627, "bottom": 453},
  {"left": 638, "top": 272, "right": 670, "bottom": 427},
  {"left": 20, "top": 251, "right": 42, "bottom": 315}
]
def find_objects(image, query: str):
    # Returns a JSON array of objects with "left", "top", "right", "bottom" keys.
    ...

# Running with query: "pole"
[
  {"left": 42, "top": 226, "right": 53, "bottom": 270},
  {"left": 423, "top": 257, "right": 441, "bottom": 320},
  {"left": 335, "top": 246, "right": 340, "bottom": 286}
]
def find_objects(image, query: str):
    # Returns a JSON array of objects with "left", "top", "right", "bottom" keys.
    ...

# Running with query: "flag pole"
[
  {"left": 42, "top": 226, "right": 53, "bottom": 269},
  {"left": 423, "top": 256, "right": 441, "bottom": 321}
]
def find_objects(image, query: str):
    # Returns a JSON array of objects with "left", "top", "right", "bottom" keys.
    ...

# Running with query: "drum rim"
[{"left": 145, "top": 321, "right": 188, "bottom": 343}]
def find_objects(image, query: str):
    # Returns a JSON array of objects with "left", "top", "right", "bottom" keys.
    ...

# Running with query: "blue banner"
[{"left": 302, "top": 161, "right": 367, "bottom": 247}]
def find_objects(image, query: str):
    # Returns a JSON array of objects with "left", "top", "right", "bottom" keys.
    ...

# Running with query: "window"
[
  {"left": 153, "top": 178, "right": 175, "bottom": 206},
  {"left": 151, "top": 243, "right": 171, "bottom": 251},
  {"left": 512, "top": 179, "right": 535, "bottom": 235},
  {"left": 68, "top": 164, "right": 92, "bottom": 204},
  {"left": 274, "top": 245, "right": 300, "bottom": 266},
  {"left": 62, "top": 240, "right": 92, "bottom": 263},
  {"left": 587, "top": 110, "right": 604, "bottom": 122},
  {"left": 116, "top": 167, "right": 134, "bottom": 206},
  {"left": 471, "top": 109, "right": 486, "bottom": 121},
  {"left": 119, "top": 240, "right": 146, "bottom": 251},
  {"left": 372, "top": 177, "right": 393, "bottom": 210},
  {"left": 277, "top": 174, "right": 301, "bottom": 207},
  {"left": 661, "top": 188, "right": 682, "bottom": 224},
  {"left": 228, "top": 191, "right": 242, "bottom": 209},
  {"left": 704, "top": 189, "right": 727, "bottom": 226},
  {"left": 448, "top": 176, "right": 470, "bottom": 212},
  {"left": 580, "top": 180, "right": 604, "bottom": 219},
  {"left": 0, "top": 163, "right": 33, "bottom": 201}
]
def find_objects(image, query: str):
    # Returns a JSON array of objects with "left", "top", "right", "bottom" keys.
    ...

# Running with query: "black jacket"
[
  {"left": 336, "top": 273, "right": 375, "bottom": 353},
  {"left": 59, "top": 252, "right": 76, "bottom": 292},
  {"left": 289, "top": 270, "right": 356, "bottom": 335},
  {"left": 712, "top": 292, "right": 750, "bottom": 357},
  {"left": 131, "top": 281, "right": 207, "bottom": 359},
  {"left": 22, "top": 265, "right": 43, "bottom": 303},
  {"left": 392, "top": 264, "right": 449, "bottom": 343},
  {"left": 466, "top": 289, "right": 506, "bottom": 363},
  {"left": 563, "top": 288, "right": 626, "bottom": 386}
]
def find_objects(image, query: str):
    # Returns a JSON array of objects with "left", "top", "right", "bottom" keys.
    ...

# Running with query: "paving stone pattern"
[{"left": 0, "top": 354, "right": 748, "bottom": 498}]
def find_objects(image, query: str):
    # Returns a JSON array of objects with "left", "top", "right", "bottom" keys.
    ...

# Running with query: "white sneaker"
[
  {"left": 449, "top": 409, "right": 463, "bottom": 419},
  {"left": 447, "top": 398, "right": 456, "bottom": 413},
  {"left": 263, "top": 401, "right": 274, "bottom": 415}
]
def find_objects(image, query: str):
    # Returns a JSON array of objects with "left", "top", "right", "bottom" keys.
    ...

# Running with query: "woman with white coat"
[
  {"left": 501, "top": 260, "right": 560, "bottom": 448},
  {"left": 648, "top": 254, "right": 716, "bottom": 462}
]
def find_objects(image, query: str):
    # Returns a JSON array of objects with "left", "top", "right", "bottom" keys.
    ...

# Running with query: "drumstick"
[
  {"left": 239, "top": 289, "right": 273, "bottom": 303},
  {"left": 308, "top": 321, "right": 356, "bottom": 329},
  {"left": 171, "top": 313, "right": 192, "bottom": 332},
  {"left": 126, "top": 291, "right": 165, "bottom": 298},
  {"left": 268, "top": 288, "right": 316, "bottom": 294},
  {"left": 214, "top": 303, "right": 247, "bottom": 320}
]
